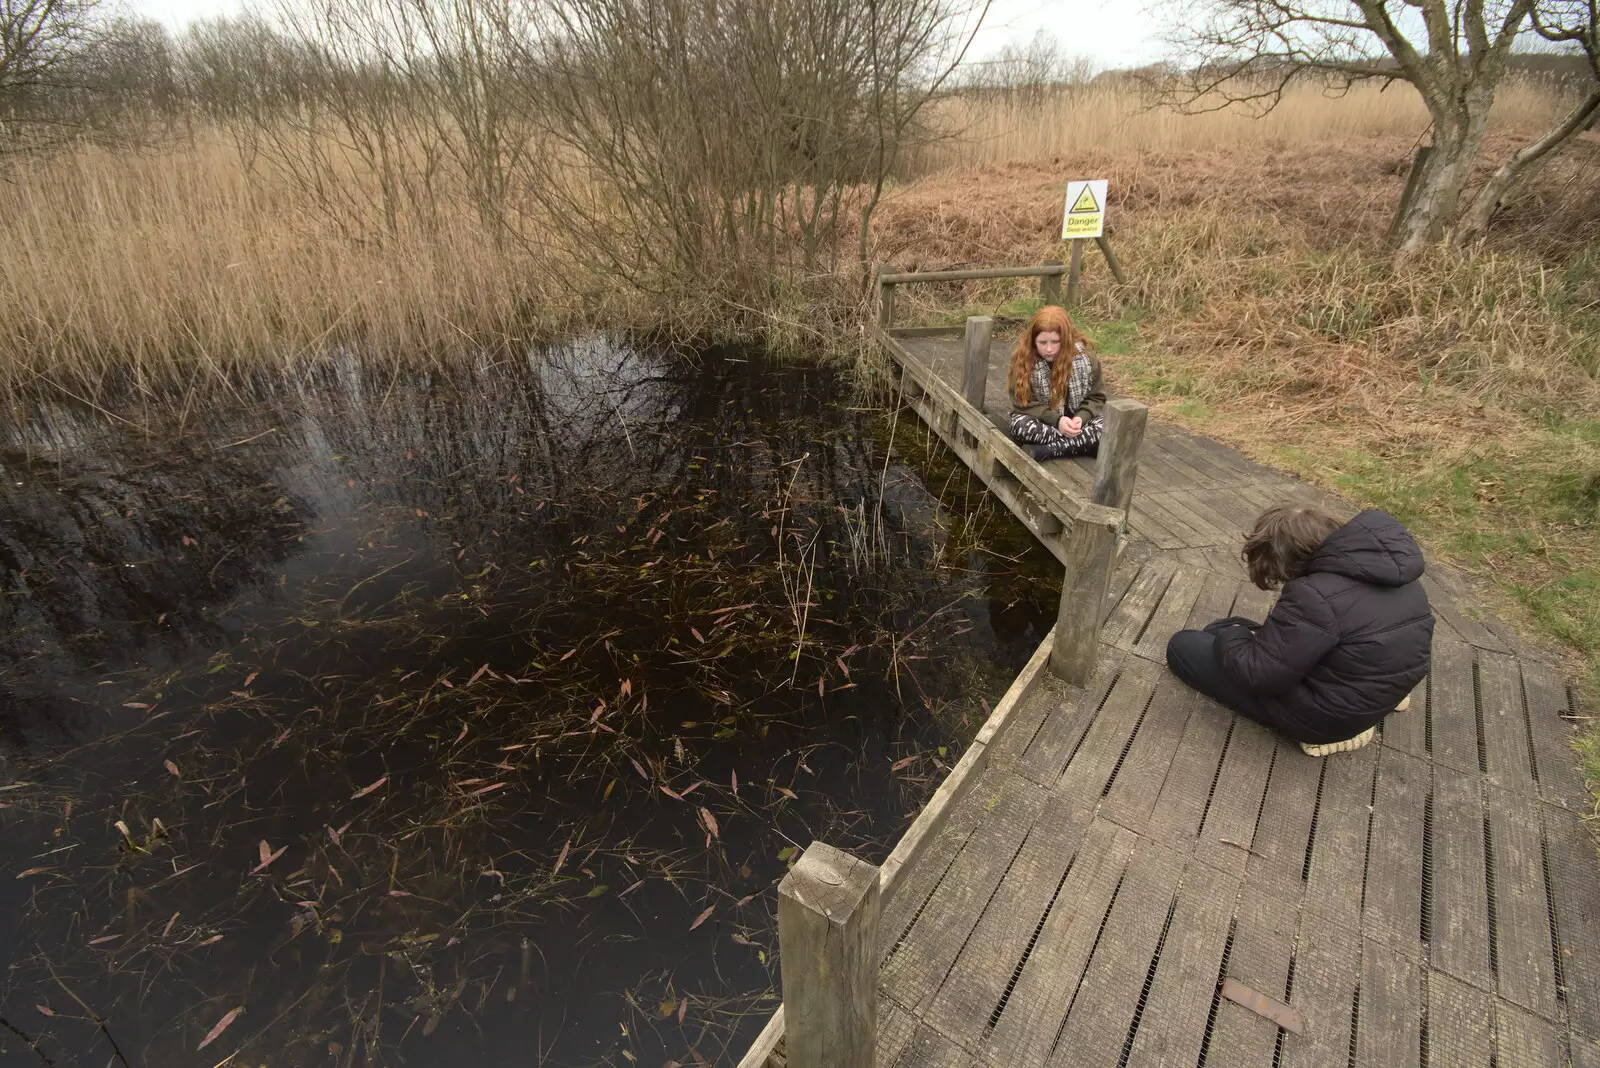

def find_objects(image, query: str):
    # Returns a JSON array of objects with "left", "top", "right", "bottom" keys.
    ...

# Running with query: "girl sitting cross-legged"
[
  {"left": 1165, "top": 503, "right": 1434, "bottom": 758},
  {"left": 1004, "top": 305, "right": 1106, "bottom": 462}
]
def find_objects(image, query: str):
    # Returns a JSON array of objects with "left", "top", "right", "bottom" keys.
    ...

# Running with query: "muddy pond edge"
[{"left": 732, "top": 626, "right": 1057, "bottom": 1068}]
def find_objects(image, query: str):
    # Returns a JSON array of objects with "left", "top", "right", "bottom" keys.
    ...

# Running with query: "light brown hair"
[
  {"left": 1242, "top": 503, "right": 1341, "bottom": 590},
  {"left": 1007, "top": 305, "right": 1088, "bottom": 410}
]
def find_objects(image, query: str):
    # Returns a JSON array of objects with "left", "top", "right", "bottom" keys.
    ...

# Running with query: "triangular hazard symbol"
[{"left": 1069, "top": 185, "right": 1099, "bottom": 213}]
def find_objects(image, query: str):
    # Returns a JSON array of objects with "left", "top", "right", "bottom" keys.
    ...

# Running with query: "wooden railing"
[{"left": 736, "top": 263, "right": 1147, "bottom": 1068}]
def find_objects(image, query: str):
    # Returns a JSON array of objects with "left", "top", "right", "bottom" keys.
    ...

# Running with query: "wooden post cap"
[{"left": 778, "top": 843, "right": 880, "bottom": 1068}]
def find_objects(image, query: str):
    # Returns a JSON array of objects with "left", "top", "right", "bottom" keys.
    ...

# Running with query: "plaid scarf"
[{"left": 1029, "top": 343, "right": 1094, "bottom": 413}]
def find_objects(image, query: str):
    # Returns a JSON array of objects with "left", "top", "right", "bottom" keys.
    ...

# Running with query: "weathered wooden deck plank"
[
  {"left": 1245, "top": 740, "right": 1323, "bottom": 904},
  {"left": 1011, "top": 655, "right": 1122, "bottom": 788},
  {"left": 1100, "top": 558, "right": 1178, "bottom": 650},
  {"left": 880, "top": 776, "right": 1048, "bottom": 1013},
  {"left": 1541, "top": 803, "right": 1600, "bottom": 1039},
  {"left": 1484, "top": 788, "right": 1559, "bottom": 1020},
  {"left": 1053, "top": 661, "right": 1160, "bottom": 807},
  {"left": 1478, "top": 650, "right": 1536, "bottom": 791},
  {"left": 1046, "top": 843, "right": 1185, "bottom": 1067},
  {"left": 1427, "top": 641, "right": 1482, "bottom": 775},
  {"left": 1122, "top": 860, "right": 1240, "bottom": 1068},
  {"left": 1380, "top": 674, "right": 1430, "bottom": 758},
  {"left": 892, "top": 1022, "right": 971, "bottom": 1068},
  {"left": 1361, "top": 747, "right": 1430, "bottom": 953},
  {"left": 1191, "top": 717, "right": 1277, "bottom": 877},
  {"left": 1421, "top": 572, "right": 1512, "bottom": 654},
  {"left": 1426, "top": 970, "right": 1496, "bottom": 1068},
  {"left": 1519, "top": 658, "right": 1585, "bottom": 810},
  {"left": 1301, "top": 741, "right": 1379, "bottom": 929},
  {"left": 980, "top": 819, "right": 1139, "bottom": 1068},
  {"left": 1493, "top": 1002, "right": 1565, "bottom": 1068},
  {"left": 923, "top": 808, "right": 1093, "bottom": 1047},
  {"left": 1100, "top": 677, "right": 1197, "bottom": 833},
  {"left": 1204, "top": 886, "right": 1298, "bottom": 1068},
  {"left": 1354, "top": 940, "right": 1423, "bottom": 1068},
  {"left": 1430, "top": 766, "right": 1494, "bottom": 990},
  {"left": 1130, "top": 565, "right": 1208, "bottom": 662},
  {"left": 1278, "top": 924, "right": 1361, "bottom": 1068},
  {"left": 1143, "top": 703, "right": 1234, "bottom": 853}
]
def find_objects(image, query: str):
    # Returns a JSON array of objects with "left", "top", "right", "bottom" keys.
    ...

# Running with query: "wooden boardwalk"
[{"left": 802, "top": 331, "right": 1599, "bottom": 1068}]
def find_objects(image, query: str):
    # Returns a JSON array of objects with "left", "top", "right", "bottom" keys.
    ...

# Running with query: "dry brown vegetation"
[{"left": 2, "top": 78, "right": 1597, "bottom": 765}]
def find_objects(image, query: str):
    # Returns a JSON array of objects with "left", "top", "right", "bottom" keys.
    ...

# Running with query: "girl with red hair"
[{"left": 1004, "top": 305, "right": 1106, "bottom": 461}]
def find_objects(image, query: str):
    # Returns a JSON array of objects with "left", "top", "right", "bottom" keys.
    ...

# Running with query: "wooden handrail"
[{"left": 877, "top": 264, "right": 1066, "bottom": 285}]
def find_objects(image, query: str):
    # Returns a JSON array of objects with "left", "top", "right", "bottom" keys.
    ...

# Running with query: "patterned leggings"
[{"left": 1006, "top": 412, "right": 1103, "bottom": 457}]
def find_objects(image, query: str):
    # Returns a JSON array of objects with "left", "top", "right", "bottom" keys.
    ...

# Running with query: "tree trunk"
[
  {"left": 1393, "top": 104, "right": 1489, "bottom": 253},
  {"left": 1456, "top": 89, "right": 1600, "bottom": 243}
]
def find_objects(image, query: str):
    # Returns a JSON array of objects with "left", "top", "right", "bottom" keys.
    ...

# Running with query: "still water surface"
[{"left": 0, "top": 341, "right": 1055, "bottom": 1067}]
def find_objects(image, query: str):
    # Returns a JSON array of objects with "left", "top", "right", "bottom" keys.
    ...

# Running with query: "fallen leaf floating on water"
[
  {"left": 197, "top": 1006, "right": 243, "bottom": 1050},
  {"left": 89, "top": 934, "right": 121, "bottom": 945},
  {"left": 468, "top": 663, "right": 490, "bottom": 686},
  {"left": 678, "top": 997, "right": 688, "bottom": 1023},
  {"left": 776, "top": 787, "right": 797, "bottom": 800},
  {"left": 35, "top": 1005, "right": 54, "bottom": 1017},
  {"left": 700, "top": 808, "right": 719, "bottom": 839},
  {"left": 689, "top": 906, "right": 715, "bottom": 931},
  {"left": 553, "top": 837, "right": 571, "bottom": 874},
  {"left": 690, "top": 627, "right": 705, "bottom": 644},
  {"left": 251, "top": 840, "right": 288, "bottom": 875},
  {"left": 467, "top": 782, "right": 506, "bottom": 797},
  {"left": 629, "top": 758, "right": 649, "bottom": 782},
  {"left": 163, "top": 912, "right": 181, "bottom": 938},
  {"left": 730, "top": 770, "right": 738, "bottom": 796},
  {"left": 198, "top": 934, "right": 223, "bottom": 946},
  {"left": 164, "top": 760, "right": 181, "bottom": 778},
  {"left": 242, "top": 671, "right": 259, "bottom": 688},
  {"left": 350, "top": 775, "right": 388, "bottom": 800},
  {"left": 16, "top": 867, "right": 55, "bottom": 879},
  {"left": 890, "top": 755, "right": 917, "bottom": 772},
  {"left": 659, "top": 785, "right": 682, "bottom": 801},
  {"left": 123, "top": 702, "right": 150, "bottom": 710}
]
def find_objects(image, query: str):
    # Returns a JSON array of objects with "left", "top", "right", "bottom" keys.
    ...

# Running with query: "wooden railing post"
[
  {"left": 1091, "top": 397, "right": 1149, "bottom": 514},
  {"left": 778, "top": 842, "right": 880, "bottom": 1068},
  {"left": 876, "top": 264, "right": 901, "bottom": 330},
  {"left": 1051, "top": 502, "right": 1122, "bottom": 685},
  {"left": 961, "top": 315, "right": 993, "bottom": 411},
  {"left": 1040, "top": 259, "right": 1064, "bottom": 305},
  {"left": 1065, "top": 240, "right": 1086, "bottom": 306}
]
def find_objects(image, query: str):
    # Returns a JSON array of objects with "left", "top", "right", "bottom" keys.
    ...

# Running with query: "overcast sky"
[{"left": 125, "top": 0, "right": 1174, "bottom": 70}]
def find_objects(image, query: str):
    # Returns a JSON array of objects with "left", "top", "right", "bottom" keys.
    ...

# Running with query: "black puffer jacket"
[{"left": 1214, "top": 509, "right": 1434, "bottom": 740}]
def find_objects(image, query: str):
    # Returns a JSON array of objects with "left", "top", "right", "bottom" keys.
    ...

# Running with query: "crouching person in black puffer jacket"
[{"left": 1166, "top": 503, "right": 1434, "bottom": 757}]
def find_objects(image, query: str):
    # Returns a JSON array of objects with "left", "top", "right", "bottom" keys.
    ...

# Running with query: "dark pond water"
[{"left": 0, "top": 342, "right": 1056, "bottom": 1068}]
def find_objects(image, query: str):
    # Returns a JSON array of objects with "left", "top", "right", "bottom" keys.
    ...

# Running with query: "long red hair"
[{"left": 1007, "top": 305, "right": 1087, "bottom": 409}]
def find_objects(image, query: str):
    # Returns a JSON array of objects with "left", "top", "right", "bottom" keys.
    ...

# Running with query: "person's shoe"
[
  {"left": 1300, "top": 726, "right": 1376, "bottom": 758},
  {"left": 1029, "top": 443, "right": 1068, "bottom": 462},
  {"left": 1394, "top": 694, "right": 1412, "bottom": 713}
]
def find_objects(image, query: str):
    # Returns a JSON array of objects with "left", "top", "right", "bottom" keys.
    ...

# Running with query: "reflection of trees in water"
[{"left": 0, "top": 444, "right": 313, "bottom": 752}]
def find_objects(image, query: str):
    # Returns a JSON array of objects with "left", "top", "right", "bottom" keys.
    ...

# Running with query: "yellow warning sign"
[{"left": 1061, "top": 179, "right": 1107, "bottom": 240}]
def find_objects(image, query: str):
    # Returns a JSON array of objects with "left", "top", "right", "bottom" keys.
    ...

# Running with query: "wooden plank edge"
[{"left": 730, "top": 627, "right": 1057, "bottom": 1068}]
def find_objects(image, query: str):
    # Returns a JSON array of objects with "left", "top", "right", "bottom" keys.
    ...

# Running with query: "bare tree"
[
  {"left": 1163, "top": 0, "right": 1597, "bottom": 250},
  {"left": 525, "top": 0, "right": 987, "bottom": 289},
  {"left": 963, "top": 29, "right": 1095, "bottom": 106},
  {"left": 1, "top": 0, "right": 101, "bottom": 144},
  {"left": 1458, "top": 14, "right": 1599, "bottom": 239}
]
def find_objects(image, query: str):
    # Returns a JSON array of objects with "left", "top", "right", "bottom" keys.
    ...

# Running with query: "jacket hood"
[{"left": 1306, "top": 509, "right": 1426, "bottom": 587}]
